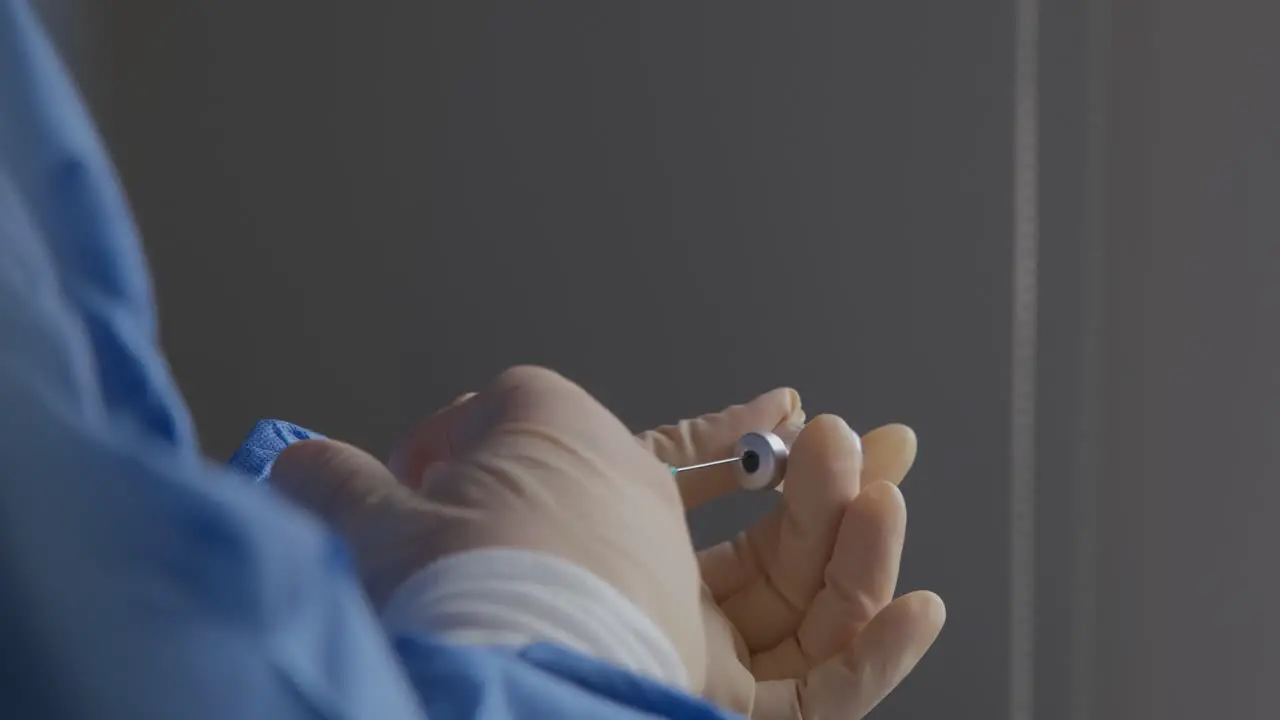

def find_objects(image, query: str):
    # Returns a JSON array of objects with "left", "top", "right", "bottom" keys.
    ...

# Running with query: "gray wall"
[
  {"left": 94, "top": 2, "right": 1017, "bottom": 717},
  {"left": 1092, "top": 0, "right": 1280, "bottom": 718},
  {"left": 89, "top": 0, "right": 1280, "bottom": 718},
  {"left": 1030, "top": 1, "right": 1280, "bottom": 717},
  {"left": 58, "top": 0, "right": 1280, "bottom": 717}
]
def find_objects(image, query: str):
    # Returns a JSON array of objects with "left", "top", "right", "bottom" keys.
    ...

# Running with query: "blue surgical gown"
[{"left": 0, "top": 2, "right": 739, "bottom": 717}]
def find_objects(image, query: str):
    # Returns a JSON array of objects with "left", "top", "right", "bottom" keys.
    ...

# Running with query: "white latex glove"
[
  {"left": 641, "top": 390, "right": 946, "bottom": 719},
  {"left": 272, "top": 370, "right": 944, "bottom": 717},
  {"left": 269, "top": 366, "right": 708, "bottom": 689}
]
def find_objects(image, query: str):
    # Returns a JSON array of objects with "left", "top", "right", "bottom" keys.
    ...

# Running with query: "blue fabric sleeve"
[
  {"left": 0, "top": 2, "right": 742, "bottom": 717},
  {"left": 0, "top": 0, "right": 196, "bottom": 456}
]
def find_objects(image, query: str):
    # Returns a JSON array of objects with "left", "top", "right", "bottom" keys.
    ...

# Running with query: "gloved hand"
[
  {"left": 268, "top": 366, "right": 710, "bottom": 689},
  {"left": 272, "top": 369, "right": 944, "bottom": 718},
  {"left": 639, "top": 390, "right": 946, "bottom": 719}
]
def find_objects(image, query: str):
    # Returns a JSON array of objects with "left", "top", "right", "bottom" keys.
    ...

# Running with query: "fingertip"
[
  {"left": 486, "top": 365, "right": 592, "bottom": 412},
  {"left": 744, "top": 387, "right": 805, "bottom": 451},
  {"left": 899, "top": 423, "right": 918, "bottom": 447},
  {"left": 797, "top": 589, "right": 945, "bottom": 720},
  {"left": 781, "top": 415, "right": 864, "bottom": 515},
  {"left": 272, "top": 438, "right": 349, "bottom": 485},
  {"left": 492, "top": 364, "right": 568, "bottom": 388},
  {"left": 861, "top": 478, "right": 905, "bottom": 506},
  {"left": 878, "top": 422, "right": 916, "bottom": 440},
  {"left": 487, "top": 365, "right": 618, "bottom": 435},
  {"left": 743, "top": 387, "right": 804, "bottom": 427},
  {"left": 862, "top": 424, "right": 919, "bottom": 485},
  {"left": 872, "top": 591, "right": 946, "bottom": 658},
  {"left": 792, "top": 414, "right": 862, "bottom": 461},
  {"left": 909, "top": 590, "right": 947, "bottom": 633},
  {"left": 270, "top": 438, "right": 397, "bottom": 516},
  {"left": 776, "top": 387, "right": 804, "bottom": 424},
  {"left": 842, "top": 592, "right": 946, "bottom": 697},
  {"left": 799, "top": 413, "right": 853, "bottom": 435},
  {"left": 274, "top": 437, "right": 388, "bottom": 477},
  {"left": 868, "top": 423, "right": 917, "bottom": 456}
]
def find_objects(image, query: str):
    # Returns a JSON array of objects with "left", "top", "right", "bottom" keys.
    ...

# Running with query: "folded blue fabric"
[{"left": 228, "top": 419, "right": 325, "bottom": 482}]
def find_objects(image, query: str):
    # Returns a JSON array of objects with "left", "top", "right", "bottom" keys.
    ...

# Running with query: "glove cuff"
[{"left": 381, "top": 547, "right": 689, "bottom": 691}]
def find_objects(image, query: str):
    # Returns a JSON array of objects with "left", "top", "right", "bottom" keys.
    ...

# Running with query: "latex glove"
[
  {"left": 639, "top": 389, "right": 946, "bottom": 719},
  {"left": 269, "top": 366, "right": 708, "bottom": 689}
]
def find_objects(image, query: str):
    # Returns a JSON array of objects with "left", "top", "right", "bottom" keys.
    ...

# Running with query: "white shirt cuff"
[{"left": 380, "top": 548, "right": 689, "bottom": 690}]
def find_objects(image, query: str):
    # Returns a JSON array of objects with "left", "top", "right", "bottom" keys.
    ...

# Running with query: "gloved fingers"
[
  {"left": 860, "top": 424, "right": 918, "bottom": 486},
  {"left": 711, "top": 416, "right": 863, "bottom": 651},
  {"left": 699, "top": 585, "right": 758, "bottom": 715},
  {"left": 704, "top": 424, "right": 911, "bottom": 614},
  {"left": 697, "top": 422, "right": 909, "bottom": 604},
  {"left": 637, "top": 388, "right": 805, "bottom": 509},
  {"left": 747, "top": 482, "right": 906, "bottom": 681},
  {"left": 393, "top": 366, "right": 667, "bottom": 500},
  {"left": 750, "top": 591, "right": 945, "bottom": 720},
  {"left": 272, "top": 438, "right": 420, "bottom": 533},
  {"left": 469, "top": 366, "right": 665, "bottom": 472},
  {"left": 398, "top": 383, "right": 805, "bottom": 506},
  {"left": 270, "top": 438, "right": 437, "bottom": 605},
  {"left": 387, "top": 391, "right": 479, "bottom": 490}
]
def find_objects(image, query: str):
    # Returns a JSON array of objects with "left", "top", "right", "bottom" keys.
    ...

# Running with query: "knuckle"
[
  {"left": 491, "top": 364, "right": 595, "bottom": 408},
  {"left": 494, "top": 364, "right": 568, "bottom": 389}
]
